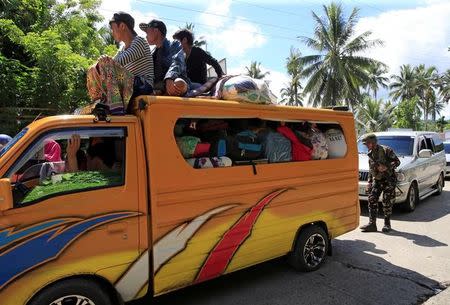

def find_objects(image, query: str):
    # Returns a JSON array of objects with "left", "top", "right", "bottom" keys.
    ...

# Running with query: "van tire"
[
  {"left": 28, "top": 278, "right": 113, "bottom": 305},
  {"left": 433, "top": 173, "right": 444, "bottom": 196},
  {"left": 402, "top": 183, "right": 418, "bottom": 212},
  {"left": 288, "top": 226, "right": 328, "bottom": 272}
]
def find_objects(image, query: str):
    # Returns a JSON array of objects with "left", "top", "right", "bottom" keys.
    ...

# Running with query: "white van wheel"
[
  {"left": 28, "top": 279, "right": 113, "bottom": 305},
  {"left": 403, "top": 183, "right": 418, "bottom": 212},
  {"left": 288, "top": 226, "right": 328, "bottom": 272}
]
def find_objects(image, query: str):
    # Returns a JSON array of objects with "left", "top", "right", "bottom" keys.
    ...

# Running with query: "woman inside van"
[{"left": 66, "top": 135, "right": 116, "bottom": 172}]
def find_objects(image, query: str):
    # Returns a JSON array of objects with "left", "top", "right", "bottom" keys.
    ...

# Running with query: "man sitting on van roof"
[
  {"left": 86, "top": 12, "right": 154, "bottom": 112},
  {"left": 172, "top": 29, "right": 224, "bottom": 89},
  {"left": 140, "top": 20, "right": 189, "bottom": 96}
]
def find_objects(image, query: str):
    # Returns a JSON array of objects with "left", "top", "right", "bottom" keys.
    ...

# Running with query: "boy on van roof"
[
  {"left": 172, "top": 29, "right": 224, "bottom": 88},
  {"left": 140, "top": 20, "right": 189, "bottom": 96}
]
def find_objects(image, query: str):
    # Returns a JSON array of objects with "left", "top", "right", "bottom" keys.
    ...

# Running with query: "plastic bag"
[{"left": 221, "top": 75, "right": 277, "bottom": 104}]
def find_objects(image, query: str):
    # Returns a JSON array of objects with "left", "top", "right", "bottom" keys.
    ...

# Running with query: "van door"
[
  {"left": 0, "top": 122, "right": 142, "bottom": 304},
  {"left": 416, "top": 136, "right": 432, "bottom": 193}
]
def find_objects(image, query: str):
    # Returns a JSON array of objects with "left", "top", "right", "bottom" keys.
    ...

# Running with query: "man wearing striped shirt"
[{"left": 86, "top": 12, "right": 154, "bottom": 113}]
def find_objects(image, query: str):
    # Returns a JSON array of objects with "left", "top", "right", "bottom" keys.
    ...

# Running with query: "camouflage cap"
[{"left": 362, "top": 133, "right": 377, "bottom": 144}]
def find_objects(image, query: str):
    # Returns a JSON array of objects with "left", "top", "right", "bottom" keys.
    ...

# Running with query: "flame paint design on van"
[{"left": 0, "top": 212, "right": 138, "bottom": 290}]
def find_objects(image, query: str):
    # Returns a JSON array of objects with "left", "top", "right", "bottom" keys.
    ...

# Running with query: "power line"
[
  {"left": 98, "top": 7, "right": 301, "bottom": 42},
  {"left": 231, "top": 0, "right": 312, "bottom": 18},
  {"left": 134, "top": 0, "right": 312, "bottom": 35}
]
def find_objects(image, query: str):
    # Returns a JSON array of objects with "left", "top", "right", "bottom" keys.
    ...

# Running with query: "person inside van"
[
  {"left": 172, "top": 29, "right": 224, "bottom": 89},
  {"left": 86, "top": 12, "right": 154, "bottom": 112},
  {"left": 0, "top": 134, "right": 12, "bottom": 151},
  {"left": 66, "top": 135, "right": 116, "bottom": 172},
  {"left": 139, "top": 19, "right": 189, "bottom": 96}
]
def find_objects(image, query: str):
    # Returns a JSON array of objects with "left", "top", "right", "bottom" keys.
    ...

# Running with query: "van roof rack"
[{"left": 323, "top": 106, "right": 349, "bottom": 111}]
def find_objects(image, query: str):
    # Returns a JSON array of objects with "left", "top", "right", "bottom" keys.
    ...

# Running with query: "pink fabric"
[
  {"left": 277, "top": 126, "right": 312, "bottom": 161},
  {"left": 44, "top": 140, "right": 62, "bottom": 162}
]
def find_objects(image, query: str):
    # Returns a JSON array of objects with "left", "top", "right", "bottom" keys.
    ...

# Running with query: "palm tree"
[
  {"left": 414, "top": 65, "right": 439, "bottom": 128},
  {"left": 299, "top": 2, "right": 385, "bottom": 107},
  {"left": 245, "top": 61, "right": 269, "bottom": 79},
  {"left": 390, "top": 64, "right": 417, "bottom": 101},
  {"left": 435, "top": 69, "right": 450, "bottom": 104},
  {"left": 436, "top": 116, "right": 447, "bottom": 133},
  {"left": 355, "top": 97, "right": 395, "bottom": 133},
  {"left": 366, "top": 62, "right": 389, "bottom": 99},
  {"left": 281, "top": 83, "right": 303, "bottom": 106},
  {"left": 184, "top": 23, "right": 206, "bottom": 48},
  {"left": 281, "top": 47, "right": 303, "bottom": 106}
]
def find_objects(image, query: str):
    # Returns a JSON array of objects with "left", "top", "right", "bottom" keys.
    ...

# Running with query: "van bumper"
[{"left": 358, "top": 181, "right": 409, "bottom": 204}]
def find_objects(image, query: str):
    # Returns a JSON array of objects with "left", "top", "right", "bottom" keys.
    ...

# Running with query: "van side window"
[
  {"left": 431, "top": 135, "right": 444, "bottom": 152},
  {"left": 419, "top": 138, "right": 427, "bottom": 151},
  {"left": 6, "top": 128, "right": 126, "bottom": 207},
  {"left": 173, "top": 118, "right": 347, "bottom": 169}
]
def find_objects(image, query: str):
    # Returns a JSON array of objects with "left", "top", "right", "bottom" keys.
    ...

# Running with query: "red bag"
[
  {"left": 277, "top": 126, "right": 312, "bottom": 161},
  {"left": 194, "top": 143, "right": 211, "bottom": 157}
]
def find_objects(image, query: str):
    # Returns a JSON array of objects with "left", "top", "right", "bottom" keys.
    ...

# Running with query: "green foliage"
[
  {"left": 281, "top": 47, "right": 303, "bottom": 106},
  {"left": 355, "top": 97, "right": 395, "bottom": 133},
  {"left": 0, "top": 0, "right": 114, "bottom": 135},
  {"left": 390, "top": 64, "right": 449, "bottom": 129},
  {"left": 300, "top": 2, "right": 385, "bottom": 107},
  {"left": 245, "top": 61, "right": 269, "bottom": 80},
  {"left": 393, "top": 98, "right": 422, "bottom": 130}
]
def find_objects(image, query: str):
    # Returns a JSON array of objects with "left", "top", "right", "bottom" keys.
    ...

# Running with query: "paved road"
[{"left": 129, "top": 181, "right": 450, "bottom": 305}]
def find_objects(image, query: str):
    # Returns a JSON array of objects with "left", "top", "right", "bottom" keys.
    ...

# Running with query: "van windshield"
[
  {"left": 358, "top": 136, "right": 414, "bottom": 156},
  {"left": 0, "top": 128, "right": 28, "bottom": 158}
]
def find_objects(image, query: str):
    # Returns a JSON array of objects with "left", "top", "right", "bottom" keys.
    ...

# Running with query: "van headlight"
[{"left": 396, "top": 172, "right": 406, "bottom": 182}]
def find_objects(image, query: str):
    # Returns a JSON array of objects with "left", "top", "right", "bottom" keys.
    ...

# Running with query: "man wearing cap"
[
  {"left": 86, "top": 12, "right": 154, "bottom": 112},
  {"left": 140, "top": 19, "right": 189, "bottom": 96},
  {"left": 361, "top": 133, "right": 400, "bottom": 233}
]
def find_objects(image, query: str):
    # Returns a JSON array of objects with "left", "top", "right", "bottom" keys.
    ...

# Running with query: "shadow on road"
[
  {"left": 386, "top": 230, "right": 448, "bottom": 247},
  {"left": 128, "top": 240, "right": 442, "bottom": 305},
  {"left": 359, "top": 189, "right": 450, "bottom": 222}
]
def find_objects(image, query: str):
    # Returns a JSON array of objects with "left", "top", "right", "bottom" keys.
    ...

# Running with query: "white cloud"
[
  {"left": 200, "top": 0, "right": 232, "bottom": 28},
  {"left": 197, "top": 0, "right": 267, "bottom": 57},
  {"left": 355, "top": 2, "right": 450, "bottom": 76},
  {"left": 206, "top": 19, "right": 267, "bottom": 57}
]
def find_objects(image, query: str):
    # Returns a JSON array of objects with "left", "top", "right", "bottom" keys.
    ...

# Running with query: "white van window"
[
  {"left": 173, "top": 118, "right": 347, "bottom": 169},
  {"left": 6, "top": 128, "right": 126, "bottom": 207}
]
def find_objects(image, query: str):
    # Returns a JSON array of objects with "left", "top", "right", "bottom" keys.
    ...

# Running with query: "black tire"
[
  {"left": 288, "top": 226, "right": 329, "bottom": 272},
  {"left": 402, "top": 183, "right": 418, "bottom": 212},
  {"left": 433, "top": 173, "right": 444, "bottom": 196},
  {"left": 28, "top": 278, "right": 113, "bottom": 305}
]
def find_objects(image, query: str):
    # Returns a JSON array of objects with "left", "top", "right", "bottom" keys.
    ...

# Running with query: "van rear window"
[{"left": 173, "top": 118, "right": 347, "bottom": 169}]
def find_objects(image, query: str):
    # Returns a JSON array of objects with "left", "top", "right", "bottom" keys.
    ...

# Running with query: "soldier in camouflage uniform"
[{"left": 360, "top": 134, "right": 401, "bottom": 233}]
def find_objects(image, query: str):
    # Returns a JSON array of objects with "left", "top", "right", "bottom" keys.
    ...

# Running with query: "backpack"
[
  {"left": 229, "top": 130, "right": 262, "bottom": 161},
  {"left": 264, "top": 131, "right": 292, "bottom": 163}
]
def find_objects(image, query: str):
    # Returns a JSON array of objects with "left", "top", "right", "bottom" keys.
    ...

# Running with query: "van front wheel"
[
  {"left": 288, "top": 226, "right": 329, "bottom": 272},
  {"left": 28, "top": 278, "right": 113, "bottom": 305}
]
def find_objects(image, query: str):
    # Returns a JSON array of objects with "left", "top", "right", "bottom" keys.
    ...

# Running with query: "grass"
[{"left": 22, "top": 171, "right": 122, "bottom": 203}]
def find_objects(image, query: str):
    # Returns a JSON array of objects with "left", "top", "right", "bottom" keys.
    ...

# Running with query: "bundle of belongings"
[
  {"left": 74, "top": 75, "right": 277, "bottom": 115},
  {"left": 174, "top": 118, "right": 347, "bottom": 169}
]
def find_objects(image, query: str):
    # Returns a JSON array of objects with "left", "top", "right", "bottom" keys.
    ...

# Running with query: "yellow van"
[{"left": 0, "top": 96, "right": 359, "bottom": 305}]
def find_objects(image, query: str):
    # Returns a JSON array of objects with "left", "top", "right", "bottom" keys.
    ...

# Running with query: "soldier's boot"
[
  {"left": 382, "top": 217, "right": 391, "bottom": 233},
  {"left": 360, "top": 214, "right": 377, "bottom": 232}
]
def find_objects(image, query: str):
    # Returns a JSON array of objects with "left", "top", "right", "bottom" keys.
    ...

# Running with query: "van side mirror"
[
  {"left": 0, "top": 178, "right": 13, "bottom": 212},
  {"left": 418, "top": 149, "right": 432, "bottom": 158}
]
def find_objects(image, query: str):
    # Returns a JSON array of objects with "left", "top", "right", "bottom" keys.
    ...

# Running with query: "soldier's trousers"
[{"left": 368, "top": 176, "right": 396, "bottom": 217}]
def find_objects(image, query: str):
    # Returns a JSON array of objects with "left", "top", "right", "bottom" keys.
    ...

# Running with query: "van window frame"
[
  {"left": 3, "top": 127, "right": 127, "bottom": 209},
  {"left": 173, "top": 117, "right": 348, "bottom": 170}
]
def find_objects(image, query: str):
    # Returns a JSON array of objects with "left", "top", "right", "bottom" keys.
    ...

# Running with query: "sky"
[{"left": 97, "top": 0, "right": 450, "bottom": 118}]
